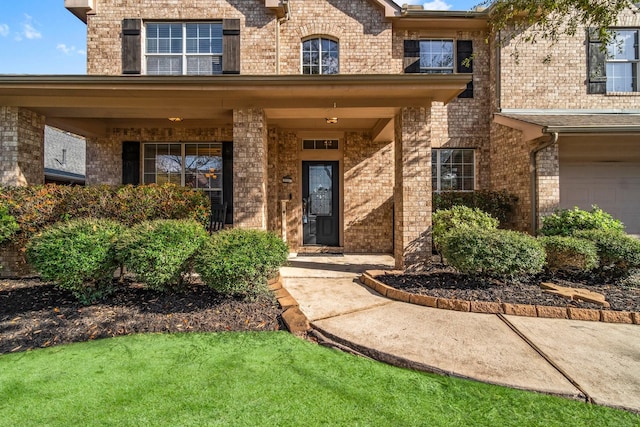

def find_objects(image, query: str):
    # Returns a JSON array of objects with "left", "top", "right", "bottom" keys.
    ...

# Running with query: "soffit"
[
  {"left": 494, "top": 112, "right": 640, "bottom": 141},
  {"left": 0, "top": 74, "right": 470, "bottom": 137}
]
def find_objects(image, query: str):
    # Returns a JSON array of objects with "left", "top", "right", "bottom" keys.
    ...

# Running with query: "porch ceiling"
[{"left": 0, "top": 74, "right": 470, "bottom": 138}]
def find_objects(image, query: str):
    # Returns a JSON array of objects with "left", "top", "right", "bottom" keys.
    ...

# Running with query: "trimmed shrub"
[
  {"left": 433, "top": 190, "right": 518, "bottom": 225},
  {"left": 195, "top": 229, "right": 289, "bottom": 299},
  {"left": 432, "top": 206, "right": 499, "bottom": 251},
  {"left": 440, "top": 228, "right": 545, "bottom": 281},
  {"left": 0, "top": 203, "right": 19, "bottom": 244},
  {"left": 26, "top": 218, "right": 123, "bottom": 304},
  {"left": 539, "top": 236, "right": 599, "bottom": 273},
  {"left": 574, "top": 230, "right": 640, "bottom": 278},
  {"left": 540, "top": 206, "right": 624, "bottom": 237},
  {"left": 116, "top": 219, "right": 208, "bottom": 291},
  {"left": 1, "top": 183, "right": 210, "bottom": 244}
]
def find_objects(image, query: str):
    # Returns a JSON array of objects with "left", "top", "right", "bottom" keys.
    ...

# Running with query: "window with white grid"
[{"left": 146, "top": 22, "right": 223, "bottom": 75}]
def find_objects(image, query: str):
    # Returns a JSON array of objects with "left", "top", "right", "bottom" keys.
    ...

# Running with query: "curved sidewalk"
[{"left": 279, "top": 254, "right": 640, "bottom": 413}]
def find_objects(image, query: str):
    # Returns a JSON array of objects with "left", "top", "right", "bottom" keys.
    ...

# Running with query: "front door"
[{"left": 302, "top": 161, "right": 339, "bottom": 246}]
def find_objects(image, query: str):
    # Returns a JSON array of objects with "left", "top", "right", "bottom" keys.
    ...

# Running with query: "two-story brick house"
[{"left": 0, "top": 0, "right": 638, "bottom": 272}]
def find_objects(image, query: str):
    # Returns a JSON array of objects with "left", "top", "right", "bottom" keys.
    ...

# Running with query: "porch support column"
[
  {"left": 85, "top": 135, "right": 121, "bottom": 185},
  {"left": 0, "top": 107, "right": 45, "bottom": 186},
  {"left": 233, "top": 108, "right": 268, "bottom": 229},
  {"left": 536, "top": 142, "right": 560, "bottom": 229},
  {"left": 394, "top": 107, "right": 432, "bottom": 271}
]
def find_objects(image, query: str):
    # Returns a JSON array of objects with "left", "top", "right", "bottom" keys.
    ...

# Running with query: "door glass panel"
[{"left": 308, "top": 165, "right": 333, "bottom": 216}]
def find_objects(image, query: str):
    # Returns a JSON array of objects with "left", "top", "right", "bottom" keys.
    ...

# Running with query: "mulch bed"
[
  {"left": 376, "top": 265, "right": 640, "bottom": 313},
  {"left": 0, "top": 278, "right": 283, "bottom": 355}
]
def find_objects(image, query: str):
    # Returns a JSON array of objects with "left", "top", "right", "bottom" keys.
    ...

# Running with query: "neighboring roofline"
[
  {"left": 44, "top": 168, "right": 86, "bottom": 184},
  {"left": 499, "top": 108, "right": 640, "bottom": 115}
]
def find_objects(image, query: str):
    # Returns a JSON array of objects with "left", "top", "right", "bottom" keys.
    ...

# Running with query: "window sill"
[{"left": 605, "top": 92, "right": 640, "bottom": 97}]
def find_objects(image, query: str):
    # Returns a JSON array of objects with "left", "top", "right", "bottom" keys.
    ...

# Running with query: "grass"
[{"left": 0, "top": 332, "right": 637, "bottom": 426}]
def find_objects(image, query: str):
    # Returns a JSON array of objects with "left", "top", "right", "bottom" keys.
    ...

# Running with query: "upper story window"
[
  {"left": 606, "top": 30, "right": 639, "bottom": 92},
  {"left": 302, "top": 37, "right": 339, "bottom": 75},
  {"left": 404, "top": 39, "right": 473, "bottom": 97},
  {"left": 145, "top": 22, "right": 223, "bottom": 75},
  {"left": 419, "top": 40, "right": 454, "bottom": 74}
]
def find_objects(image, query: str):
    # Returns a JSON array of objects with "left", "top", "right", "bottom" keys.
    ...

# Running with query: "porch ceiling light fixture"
[
  {"left": 325, "top": 117, "right": 338, "bottom": 124},
  {"left": 168, "top": 117, "right": 183, "bottom": 122}
]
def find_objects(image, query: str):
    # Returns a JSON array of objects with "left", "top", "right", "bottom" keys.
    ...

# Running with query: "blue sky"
[{"left": 0, "top": 0, "right": 478, "bottom": 75}]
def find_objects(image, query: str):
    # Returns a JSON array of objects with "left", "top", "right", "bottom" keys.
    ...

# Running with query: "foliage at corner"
[
  {"left": 487, "top": 0, "right": 633, "bottom": 54},
  {"left": 0, "top": 183, "right": 210, "bottom": 246},
  {"left": 539, "top": 206, "right": 625, "bottom": 237},
  {"left": 538, "top": 235, "right": 599, "bottom": 274},
  {"left": 0, "top": 203, "right": 19, "bottom": 244},
  {"left": 440, "top": 228, "right": 545, "bottom": 281},
  {"left": 433, "top": 190, "right": 517, "bottom": 225},
  {"left": 573, "top": 229, "right": 640, "bottom": 279},
  {"left": 432, "top": 205, "right": 499, "bottom": 251},
  {"left": 116, "top": 219, "right": 208, "bottom": 291},
  {"left": 195, "top": 229, "right": 289, "bottom": 299},
  {"left": 26, "top": 218, "right": 123, "bottom": 304}
]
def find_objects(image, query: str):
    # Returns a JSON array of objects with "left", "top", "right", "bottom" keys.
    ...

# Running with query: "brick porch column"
[
  {"left": 233, "top": 108, "right": 268, "bottom": 229},
  {"left": 536, "top": 142, "right": 560, "bottom": 228},
  {"left": 85, "top": 136, "right": 121, "bottom": 185},
  {"left": 394, "top": 107, "right": 432, "bottom": 271},
  {"left": 0, "top": 107, "right": 45, "bottom": 186}
]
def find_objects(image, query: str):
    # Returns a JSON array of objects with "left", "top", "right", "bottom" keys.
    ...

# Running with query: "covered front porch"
[{"left": 0, "top": 74, "right": 470, "bottom": 270}]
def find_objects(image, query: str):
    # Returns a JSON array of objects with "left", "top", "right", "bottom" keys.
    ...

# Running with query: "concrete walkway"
[{"left": 280, "top": 254, "right": 640, "bottom": 413}]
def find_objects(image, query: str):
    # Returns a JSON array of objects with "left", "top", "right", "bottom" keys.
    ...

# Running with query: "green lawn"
[{"left": 0, "top": 332, "right": 636, "bottom": 426}]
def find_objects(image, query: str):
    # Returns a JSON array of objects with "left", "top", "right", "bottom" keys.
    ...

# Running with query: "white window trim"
[
  {"left": 301, "top": 36, "right": 340, "bottom": 75},
  {"left": 606, "top": 29, "right": 640, "bottom": 93},
  {"left": 144, "top": 22, "right": 223, "bottom": 76},
  {"left": 432, "top": 148, "right": 476, "bottom": 192},
  {"left": 419, "top": 39, "right": 455, "bottom": 74}
]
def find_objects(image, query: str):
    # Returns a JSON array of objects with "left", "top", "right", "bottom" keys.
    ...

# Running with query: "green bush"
[
  {"left": 26, "top": 218, "right": 123, "bottom": 304},
  {"left": 433, "top": 190, "right": 518, "bottom": 225},
  {"left": 574, "top": 230, "right": 640, "bottom": 278},
  {"left": 540, "top": 206, "right": 624, "bottom": 237},
  {"left": 432, "top": 206, "right": 499, "bottom": 251},
  {"left": 116, "top": 219, "right": 208, "bottom": 291},
  {"left": 195, "top": 229, "right": 289, "bottom": 299},
  {"left": 440, "top": 228, "right": 545, "bottom": 281},
  {"left": 538, "top": 236, "right": 599, "bottom": 273},
  {"left": 0, "top": 203, "right": 19, "bottom": 244},
  {"left": 1, "top": 183, "right": 210, "bottom": 244}
]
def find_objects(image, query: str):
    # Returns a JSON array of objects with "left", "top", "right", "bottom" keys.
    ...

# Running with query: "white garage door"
[{"left": 560, "top": 163, "right": 640, "bottom": 234}]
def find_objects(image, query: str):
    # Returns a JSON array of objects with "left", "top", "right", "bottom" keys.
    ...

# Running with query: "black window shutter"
[
  {"left": 122, "top": 19, "right": 142, "bottom": 75},
  {"left": 456, "top": 40, "right": 474, "bottom": 98},
  {"left": 588, "top": 29, "right": 607, "bottom": 94},
  {"left": 223, "top": 19, "right": 241, "bottom": 74},
  {"left": 403, "top": 40, "right": 420, "bottom": 73},
  {"left": 122, "top": 141, "right": 140, "bottom": 185},
  {"left": 222, "top": 141, "right": 234, "bottom": 224}
]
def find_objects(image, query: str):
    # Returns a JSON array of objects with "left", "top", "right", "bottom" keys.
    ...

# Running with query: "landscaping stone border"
[
  {"left": 361, "top": 270, "right": 640, "bottom": 325},
  {"left": 268, "top": 274, "right": 310, "bottom": 336}
]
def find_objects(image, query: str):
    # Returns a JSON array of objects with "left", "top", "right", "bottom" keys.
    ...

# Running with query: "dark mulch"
[
  {"left": 376, "top": 265, "right": 640, "bottom": 313},
  {"left": 0, "top": 279, "right": 282, "bottom": 355}
]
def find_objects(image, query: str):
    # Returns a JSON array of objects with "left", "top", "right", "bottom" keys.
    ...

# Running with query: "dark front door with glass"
[{"left": 302, "top": 161, "right": 339, "bottom": 246}]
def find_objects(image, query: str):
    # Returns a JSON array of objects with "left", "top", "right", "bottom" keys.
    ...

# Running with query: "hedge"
[
  {"left": 540, "top": 206, "right": 625, "bottom": 237},
  {"left": 195, "top": 229, "right": 289, "bottom": 299},
  {"left": 538, "top": 236, "right": 599, "bottom": 273},
  {"left": 0, "top": 183, "right": 210, "bottom": 246},
  {"left": 116, "top": 219, "right": 208, "bottom": 291},
  {"left": 441, "top": 228, "right": 546, "bottom": 281},
  {"left": 432, "top": 206, "right": 498, "bottom": 252},
  {"left": 26, "top": 218, "right": 123, "bottom": 304},
  {"left": 433, "top": 190, "right": 518, "bottom": 225}
]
